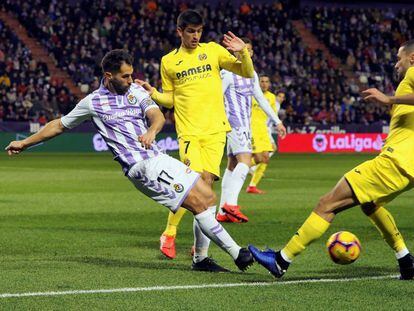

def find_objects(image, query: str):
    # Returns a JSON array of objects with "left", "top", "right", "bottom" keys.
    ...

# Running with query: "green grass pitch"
[{"left": 1, "top": 152, "right": 413, "bottom": 310}]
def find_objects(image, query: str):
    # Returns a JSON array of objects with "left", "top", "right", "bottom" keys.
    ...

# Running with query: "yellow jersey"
[
  {"left": 381, "top": 66, "right": 414, "bottom": 177},
  {"left": 251, "top": 90, "right": 277, "bottom": 133},
  {"left": 161, "top": 42, "right": 250, "bottom": 137}
]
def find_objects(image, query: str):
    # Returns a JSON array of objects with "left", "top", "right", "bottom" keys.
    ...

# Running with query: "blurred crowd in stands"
[
  {"left": 0, "top": 19, "right": 74, "bottom": 123},
  {"left": 1, "top": 0, "right": 411, "bottom": 126}
]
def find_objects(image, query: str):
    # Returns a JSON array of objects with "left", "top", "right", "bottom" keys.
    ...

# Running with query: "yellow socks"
[
  {"left": 368, "top": 206, "right": 408, "bottom": 255},
  {"left": 163, "top": 208, "right": 187, "bottom": 237},
  {"left": 282, "top": 212, "right": 330, "bottom": 261},
  {"left": 250, "top": 163, "right": 267, "bottom": 187},
  {"left": 281, "top": 206, "right": 408, "bottom": 262},
  {"left": 251, "top": 158, "right": 256, "bottom": 166}
]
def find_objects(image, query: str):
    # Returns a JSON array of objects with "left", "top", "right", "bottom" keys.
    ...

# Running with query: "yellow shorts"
[
  {"left": 178, "top": 132, "right": 226, "bottom": 178},
  {"left": 251, "top": 129, "right": 273, "bottom": 153},
  {"left": 344, "top": 155, "right": 413, "bottom": 206}
]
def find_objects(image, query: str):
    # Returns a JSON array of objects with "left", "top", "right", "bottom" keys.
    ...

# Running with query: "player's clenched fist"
[{"left": 5, "top": 141, "right": 26, "bottom": 156}]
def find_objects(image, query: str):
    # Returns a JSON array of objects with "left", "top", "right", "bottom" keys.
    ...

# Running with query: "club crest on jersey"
[
  {"left": 173, "top": 183, "right": 184, "bottom": 193},
  {"left": 127, "top": 94, "right": 137, "bottom": 105},
  {"left": 198, "top": 53, "right": 207, "bottom": 61}
]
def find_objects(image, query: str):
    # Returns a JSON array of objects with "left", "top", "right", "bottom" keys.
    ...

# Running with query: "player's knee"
[
  {"left": 204, "top": 188, "right": 216, "bottom": 206},
  {"left": 360, "top": 202, "right": 378, "bottom": 216},
  {"left": 201, "top": 172, "right": 215, "bottom": 186},
  {"left": 183, "top": 190, "right": 209, "bottom": 214},
  {"left": 263, "top": 154, "right": 270, "bottom": 163},
  {"left": 315, "top": 193, "right": 334, "bottom": 213}
]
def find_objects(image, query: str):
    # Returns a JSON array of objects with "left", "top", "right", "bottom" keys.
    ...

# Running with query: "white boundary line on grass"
[{"left": 0, "top": 274, "right": 398, "bottom": 299}]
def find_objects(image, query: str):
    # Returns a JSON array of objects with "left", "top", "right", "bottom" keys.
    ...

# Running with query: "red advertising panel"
[{"left": 278, "top": 133, "right": 387, "bottom": 153}]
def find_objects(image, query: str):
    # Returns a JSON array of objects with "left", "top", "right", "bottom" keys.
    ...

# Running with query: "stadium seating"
[
  {"left": 0, "top": 19, "right": 75, "bottom": 122},
  {"left": 1, "top": 1, "right": 408, "bottom": 125}
]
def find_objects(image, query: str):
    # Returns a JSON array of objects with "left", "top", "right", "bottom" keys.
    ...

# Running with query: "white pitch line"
[{"left": 0, "top": 274, "right": 398, "bottom": 299}]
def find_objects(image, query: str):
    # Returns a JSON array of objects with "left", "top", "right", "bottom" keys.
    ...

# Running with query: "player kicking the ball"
[
  {"left": 249, "top": 40, "right": 414, "bottom": 280},
  {"left": 5, "top": 49, "right": 253, "bottom": 273}
]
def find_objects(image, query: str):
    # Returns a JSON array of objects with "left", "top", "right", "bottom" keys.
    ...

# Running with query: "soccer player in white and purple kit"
[
  {"left": 5, "top": 49, "right": 253, "bottom": 273},
  {"left": 217, "top": 40, "right": 287, "bottom": 223}
]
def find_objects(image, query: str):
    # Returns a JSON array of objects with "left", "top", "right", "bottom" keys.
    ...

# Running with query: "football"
[{"left": 326, "top": 231, "right": 361, "bottom": 265}]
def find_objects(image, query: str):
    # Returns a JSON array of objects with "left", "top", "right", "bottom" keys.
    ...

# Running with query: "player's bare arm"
[
  {"left": 5, "top": 119, "right": 65, "bottom": 156},
  {"left": 362, "top": 88, "right": 414, "bottom": 106},
  {"left": 138, "top": 107, "right": 165, "bottom": 149}
]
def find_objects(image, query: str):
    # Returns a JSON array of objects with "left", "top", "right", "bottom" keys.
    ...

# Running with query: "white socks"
[
  {"left": 226, "top": 163, "right": 249, "bottom": 205},
  {"left": 219, "top": 169, "right": 232, "bottom": 212},
  {"left": 396, "top": 248, "right": 410, "bottom": 259},
  {"left": 194, "top": 207, "right": 241, "bottom": 260},
  {"left": 219, "top": 163, "right": 249, "bottom": 214}
]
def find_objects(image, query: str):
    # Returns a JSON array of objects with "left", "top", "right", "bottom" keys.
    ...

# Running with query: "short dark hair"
[
  {"left": 401, "top": 39, "right": 414, "bottom": 54},
  {"left": 240, "top": 37, "right": 252, "bottom": 45},
  {"left": 259, "top": 73, "right": 270, "bottom": 79},
  {"left": 101, "top": 49, "right": 133, "bottom": 74},
  {"left": 177, "top": 9, "right": 204, "bottom": 29}
]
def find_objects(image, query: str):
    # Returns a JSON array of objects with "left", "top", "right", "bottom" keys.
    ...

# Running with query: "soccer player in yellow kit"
[
  {"left": 249, "top": 40, "right": 414, "bottom": 280},
  {"left": 247, "top": 75, "right": 279, "bottom": 194},
  {"left": 137, "top": 10, "right": 254, "bottom": 265},
  {"left": 269, "top": 91, "right": 286, "bottom": 156}
]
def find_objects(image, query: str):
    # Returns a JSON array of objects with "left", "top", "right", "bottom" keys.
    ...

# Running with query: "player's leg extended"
[
  {"left": 183, "top": 177, "right": 253, "bottom": 271},
  {"left": 160, "top": 136, "right": 203, "bottom": 259},
  {"left": 249, "top": 177, "right": 358, "bottom": 277},
  {"left": 361, "top": 203, "right": 409, "bottom": 259},
  {"left": 347, "top": 155, "right": 414, "bottom": 279},
  {"left": 282, "top": 177, "right": 358, "bottom": 257}
]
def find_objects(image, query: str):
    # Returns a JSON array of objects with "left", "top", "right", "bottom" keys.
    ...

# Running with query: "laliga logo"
[
  {"left": 330, "top": 134, "right": 383, "bottom": 152},
  {"left": 312, "top": 134, "right": 328, "bottom": 152}
]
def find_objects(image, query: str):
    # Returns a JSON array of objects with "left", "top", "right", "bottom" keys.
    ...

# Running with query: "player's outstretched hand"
[
  {"left": 276, "top": 123, "right": 287, "bottom": 139},
  {"left": 223, "top": 31, "right": 246, "bottom": 53},
  {"left": 362, "top": 88, "right": 391, "bottom": 105},
  {"left": 138, "top": 130, "right": 156, "bottom": 149},
  {"left": 5, "top": 141, "right": 25, "bottom": 156},
  {"left": 135, "top": 79, "right": 155, "bottom": 96}
]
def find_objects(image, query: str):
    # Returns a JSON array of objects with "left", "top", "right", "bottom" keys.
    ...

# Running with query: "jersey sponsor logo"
[
  {"left": 176, "top": 64, "right": 212, "bottom": 79},
  {"left": 198, "top": 53, "right": 207, "bottom": 61},
  {"left": 99, "top": 108, "right": 140, "bottom": 122},
  {"left": 173, "top": 183, "right": 184, "bottom": 193},
  {"left": 127, "top": 94, "right": 137, "bottom": 105}
]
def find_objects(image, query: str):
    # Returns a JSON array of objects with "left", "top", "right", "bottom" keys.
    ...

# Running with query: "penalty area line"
[{"left": 0, "top": 274, "right": 398, "bottom": 299}]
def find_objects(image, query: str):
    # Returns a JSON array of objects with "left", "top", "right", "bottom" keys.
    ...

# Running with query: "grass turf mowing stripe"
[{"left": 0, "top": 275, "right": 399, "bottom": 299}]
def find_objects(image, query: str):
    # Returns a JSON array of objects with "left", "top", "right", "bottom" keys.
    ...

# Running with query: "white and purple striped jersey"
[
  {"left": 61, "top": 82, "right": 161, "bottom": 173},
  {"left": 221, "top": 69, "right": 255, "bottom": 128},
  {"left": 221, "top": 70, "right": 281, "bottom": 129}
]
